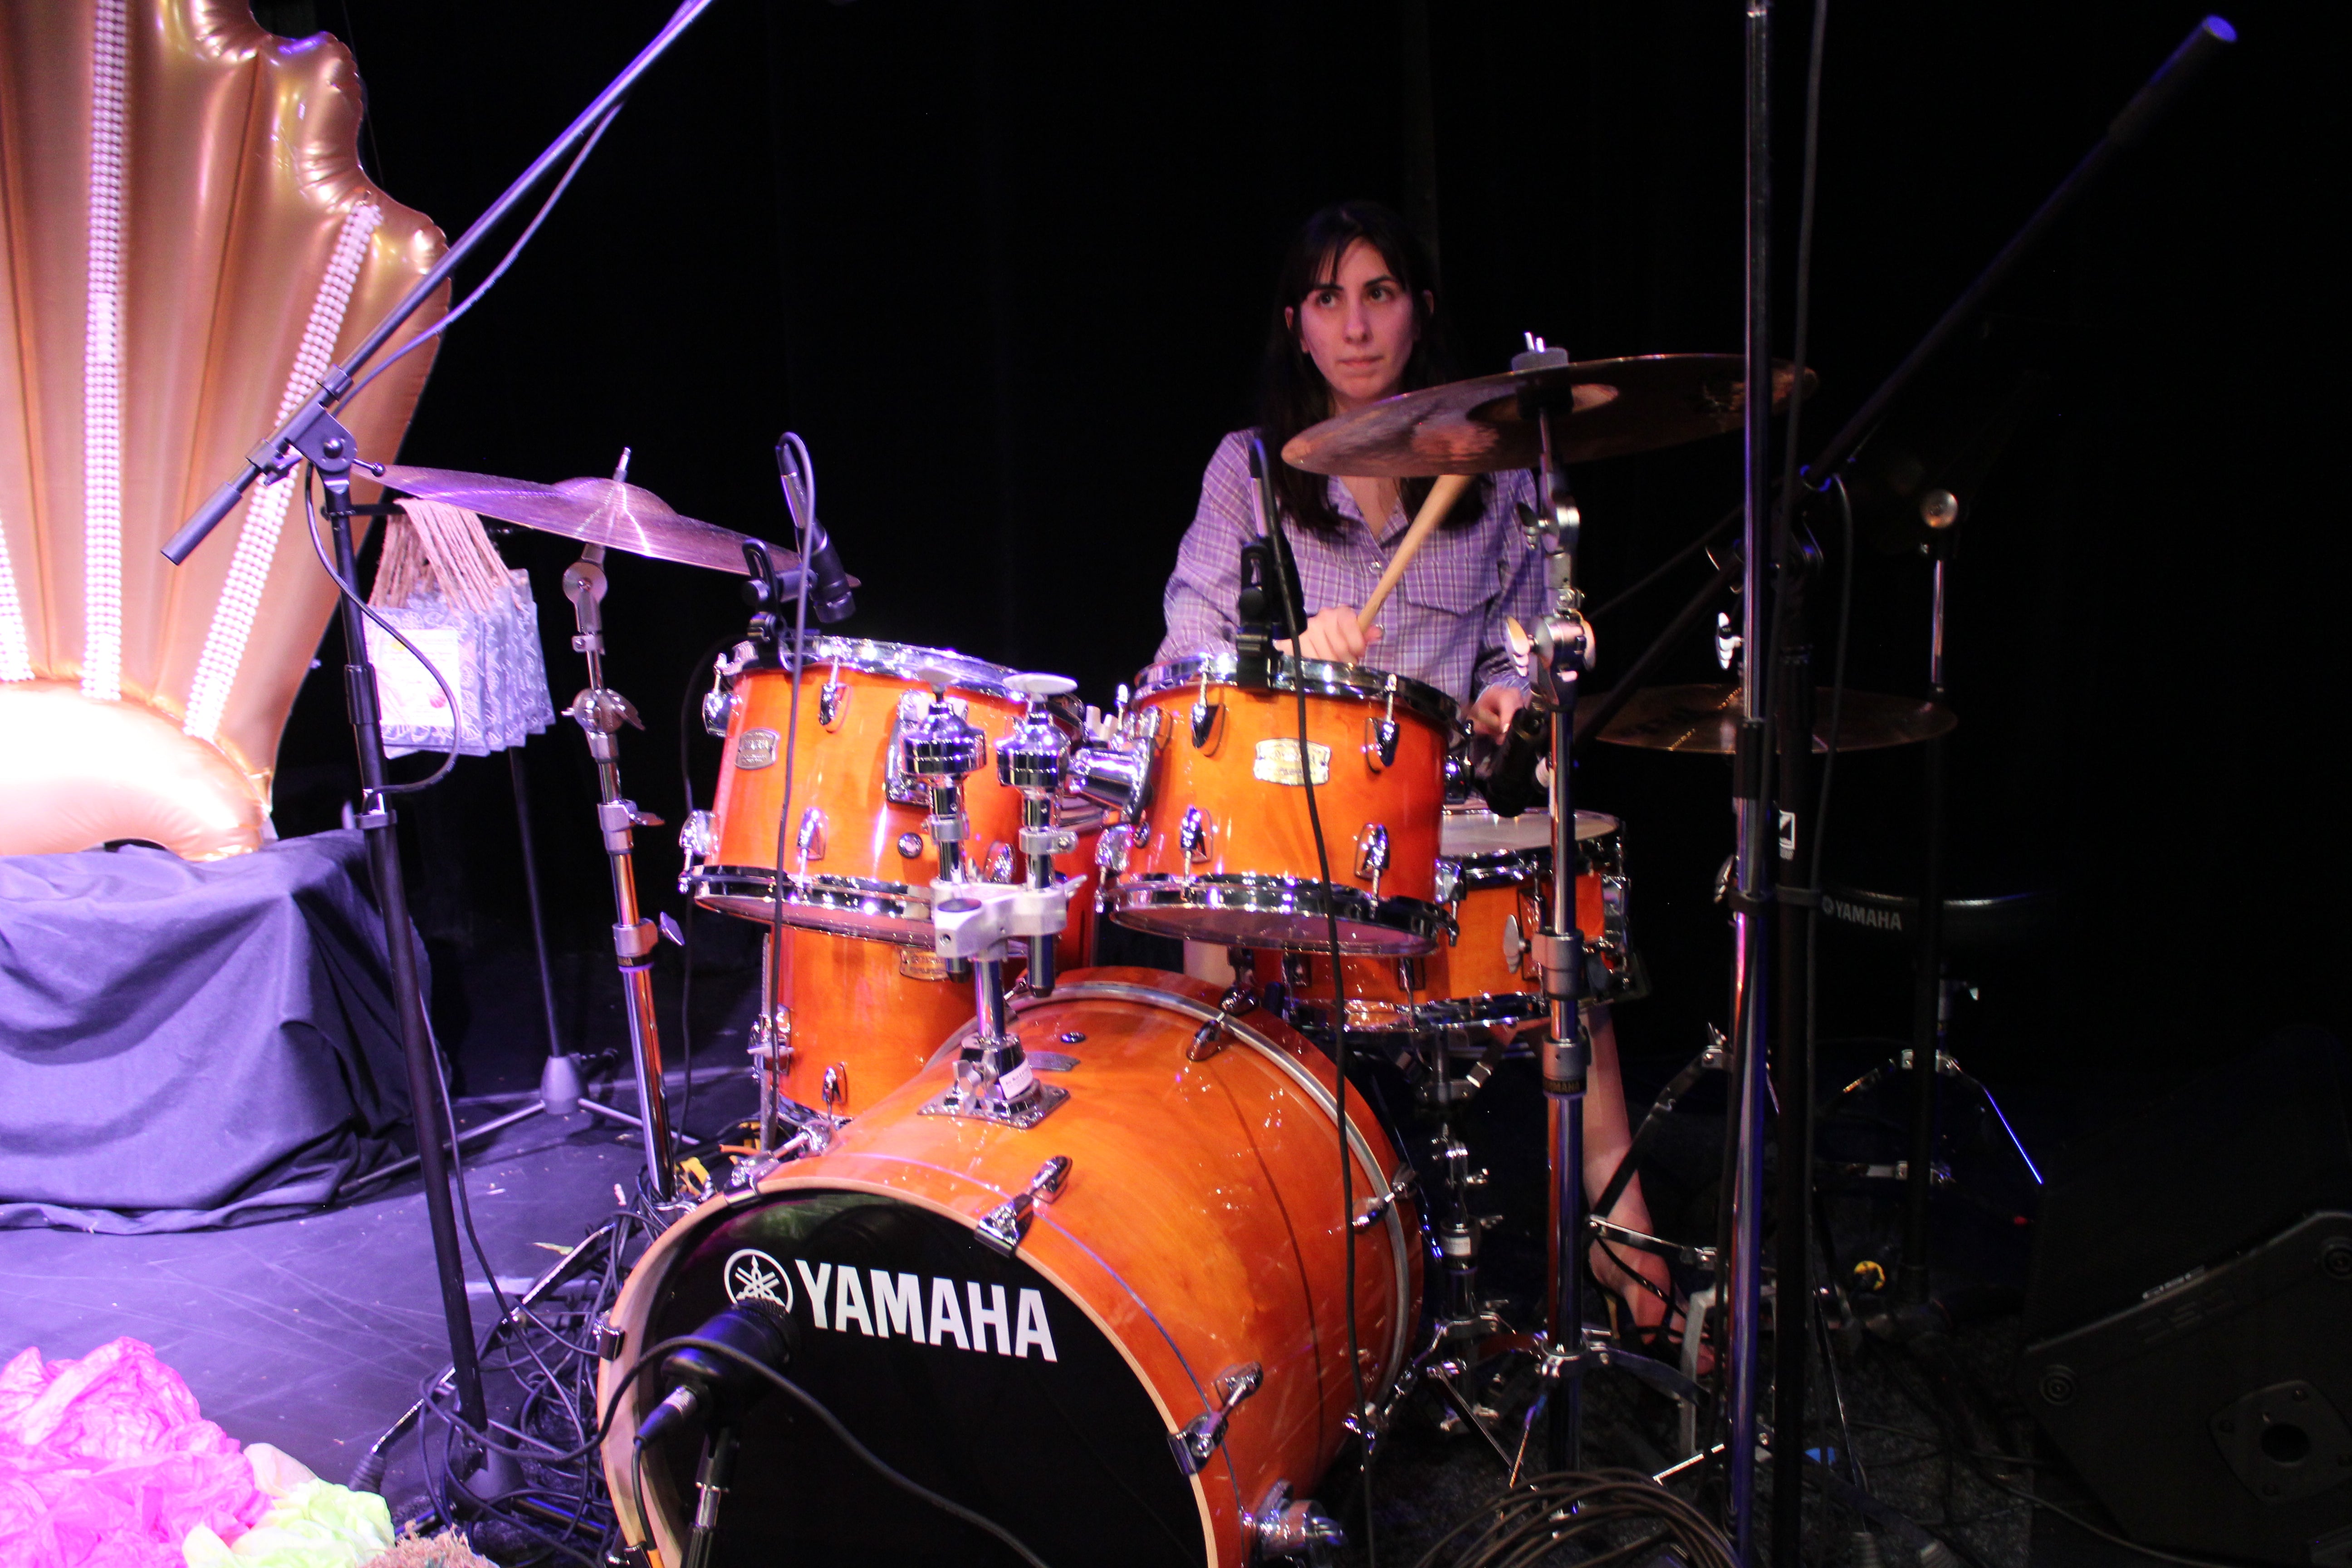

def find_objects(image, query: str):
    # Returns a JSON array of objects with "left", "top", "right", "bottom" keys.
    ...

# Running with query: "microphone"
[
  {"left": 1475, "top": 704, "right": 1550, "bottom": 818},
  {"left": 634, "top": 1302, "right": 796, "bottom": 1447},
  {"left": 774, "top": 432, "right": 856, "bottom": 624}
]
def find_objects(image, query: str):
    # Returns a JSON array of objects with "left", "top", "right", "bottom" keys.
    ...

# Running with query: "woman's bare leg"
[{"left": 1581, "top": 1003, "right": 1677, "bottom": 1333}]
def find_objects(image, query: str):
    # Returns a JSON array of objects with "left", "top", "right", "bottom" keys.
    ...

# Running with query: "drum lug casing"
[
  {"left": 1191, "top": 696, "right": 1226, "bottom": 752},
  {"left": 1353, "top": 823, "right": 1390, "bottom": 894},
  {"left": 1363, "top": 713, "right": 1399, "bottom": 772},
  {"left": 974, "top": 1154, "right": 1073, "bottom": 1258},
  {"left": 1180, "top": 805, "right": 1214, "bottom": 863},
  {"left": 1169, "top": 1361, "right": 1264, "bottom": 1475},
  {"left": 1249, "top": 1479, "right": 1346, "bottom": 1563},
  {"left": 699, "top": 683, "right": 735, "bottom": 738},
  {"left": 677, "top": 809, "right": 717, "bottom": 870},
  {"left": 816, "top": 676, "right": 848, "bottom": 730}
]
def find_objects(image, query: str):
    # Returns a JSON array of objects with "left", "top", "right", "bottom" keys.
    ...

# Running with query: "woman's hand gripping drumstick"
[{"left": 1285, "top": 472, "right": 1472, "bottom": 664}]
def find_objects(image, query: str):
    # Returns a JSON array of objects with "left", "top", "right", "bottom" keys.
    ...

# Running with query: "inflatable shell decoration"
[{"left": 0, "top": 0, "right": 447, "bottom": 859}]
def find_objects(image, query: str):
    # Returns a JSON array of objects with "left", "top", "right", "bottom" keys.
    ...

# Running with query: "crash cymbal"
[
  {"left": 1282, "top": 354, "right": 1815, "bottom": 478},
  {"left": 1596, "top": 683, "right": 1955, "bottom": 755},
  {"left": 380, "top": 466, "right": 791, "bottom": 576}
]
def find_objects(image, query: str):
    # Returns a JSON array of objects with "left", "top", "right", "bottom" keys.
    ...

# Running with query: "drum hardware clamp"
[
  {"left": 1351, "top": 1166, "right": 1420, "bottom": 1232},
  {"left": 1247, "top": 1480, "right": 1347, "bottom": 1561},
  {"left": 1170, "top": 1362, "right": 1264, "bottom": 1475},
  {"left": 923, "top": 877, "right": 1078, "bottom": 1128},
  {"left": 1186, "top": 977, "right": 1261, "bottom": 1061},
  {"left": 974, "top": 1155, "right": 1073, "bottom": 1258}
]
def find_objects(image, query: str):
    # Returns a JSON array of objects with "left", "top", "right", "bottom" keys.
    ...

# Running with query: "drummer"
[
  {"left": 1156, "top": 200, "right": 1543, "bottom": 735},
  {"left": 1154, "top": 200, "right": 1689, "bottom": 1352}
]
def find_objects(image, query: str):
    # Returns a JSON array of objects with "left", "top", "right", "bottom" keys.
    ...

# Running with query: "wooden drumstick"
[{"left": 1357, "top": 472, "right": 1471, "bottom": 626}]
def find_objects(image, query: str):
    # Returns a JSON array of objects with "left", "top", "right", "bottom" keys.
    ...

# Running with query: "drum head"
[
  {"left": 1440, "top": 806, "right": 1617, "bottom": 860},
  {"left": 634, "top": 1189, "right": 1205, "bottom": 1567},
  {"left": 775, "top": 636, "right": 1025, "bottom": 699}
]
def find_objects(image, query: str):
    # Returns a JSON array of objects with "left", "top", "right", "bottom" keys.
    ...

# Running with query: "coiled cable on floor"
[{"left": 1411, "top": 1469, "right": 1739, "bottom": 1568}]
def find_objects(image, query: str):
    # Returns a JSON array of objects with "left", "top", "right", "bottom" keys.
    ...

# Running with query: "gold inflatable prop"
[{"left": 0, "top": 0, "right": 446, "bottom": 859}]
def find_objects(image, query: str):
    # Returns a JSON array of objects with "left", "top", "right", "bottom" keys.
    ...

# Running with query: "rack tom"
[
  {"left": 681, "top": 637, "right": 1094, "bottom": 950},
  {"left": 1260, "top": 806, "right": 1630, "bottom": 1039},
  {"left": 1102, "top": 653, "right": 1455, "bottom": 955}
]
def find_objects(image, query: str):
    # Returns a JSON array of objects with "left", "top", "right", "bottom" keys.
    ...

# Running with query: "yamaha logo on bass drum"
[{"left": 723, "top": 1247, "right": 1059, "bottom": 1361}]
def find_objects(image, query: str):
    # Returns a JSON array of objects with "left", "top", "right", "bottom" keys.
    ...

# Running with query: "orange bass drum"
[{"left": 601, "top": 970, "right": 1419, "bottom": 1568}]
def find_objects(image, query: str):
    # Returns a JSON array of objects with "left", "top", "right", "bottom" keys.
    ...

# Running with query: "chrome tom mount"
[{"left": 905, "top": 670, "right": 1078, "bottom": 1130}]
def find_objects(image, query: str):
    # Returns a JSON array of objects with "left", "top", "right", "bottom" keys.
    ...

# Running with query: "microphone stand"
[
  {"left": 156, "top": 1, "right": 728, "bottom": 1452},
  {"left": 1711, "top": 18, "right": 2236, "bottom": 1557},
  {"left": 1720, "top": 3, "right": 1776, "bottom": 1558},
  {"left": 161, "top": 0, "right": 724, "bottom": 564},
  {"left": 307, "top": 436, "right": 486, "bottom": 1437}
]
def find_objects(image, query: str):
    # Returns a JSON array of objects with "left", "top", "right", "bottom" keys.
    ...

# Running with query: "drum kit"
[
  {"left": 133, "top": 1, "right": 2232, "bottom": 1553},
  {"left": 348, "top": 337, "right": 1989, "bottom": 1565}
]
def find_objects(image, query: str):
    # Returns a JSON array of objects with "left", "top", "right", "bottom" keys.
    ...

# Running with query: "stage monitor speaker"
[{"left": 2016, "top": 1030, "right": 2352, "bottom": 1565}]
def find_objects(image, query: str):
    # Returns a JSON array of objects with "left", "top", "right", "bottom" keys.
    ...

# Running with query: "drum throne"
[{"left": 0, "top": 0, "right": 446, "bottom": 858}]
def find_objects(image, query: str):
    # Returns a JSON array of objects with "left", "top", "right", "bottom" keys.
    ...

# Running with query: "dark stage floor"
[{"left": 0, "top": 949, "right": 2234, "bottom": 1566}]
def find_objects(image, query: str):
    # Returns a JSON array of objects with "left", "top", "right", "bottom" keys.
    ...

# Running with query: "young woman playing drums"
[{"left": 1154, "top": 200, "right": 1690, "bottom": 1350}]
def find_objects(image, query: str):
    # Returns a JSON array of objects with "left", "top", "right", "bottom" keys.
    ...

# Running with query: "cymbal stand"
[
  {"left": 1511, "top": 335, "right": 1598, "bottom": 1471},
  {"left": 557, "top": 466, "right": 676, "bottom": 1204}
]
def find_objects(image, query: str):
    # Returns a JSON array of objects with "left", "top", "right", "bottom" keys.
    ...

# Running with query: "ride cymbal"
[
  {"left": 1282, "top": 354, "right": 1814, "bottom": 478},
  {"left": 380, "top": 466, "right": 792, "bottom": 576},
  {"left": 1596, "top": 683, "right": 1955, "bottom": 755}
]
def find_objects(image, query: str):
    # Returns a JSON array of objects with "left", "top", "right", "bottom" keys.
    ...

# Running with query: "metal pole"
[
  {"left": 1726, "top": 0, "right": 1776, "bottom": 1553},
  {"left": 163, "top": 0, "right": 726, "bottom": 563},
  {"left": 508, "top": 745, "right": 568, "bottom": 1072},
  {"left": 561, "top": 536, "right": 675, "bottom": 1202},
  {"left": 322, "top": 455, "right": 486, "bottom": 1430},
  {"left": 1770, "top": 575, "right": 1815, "bottom": 1567},
  {"left": 1901, "top": 544, "right": 1952, "bottom": 1302}
]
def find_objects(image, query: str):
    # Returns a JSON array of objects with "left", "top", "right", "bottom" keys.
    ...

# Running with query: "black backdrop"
[{"left": 255, "top": 0, "right": 2346, "bottom": 1084}]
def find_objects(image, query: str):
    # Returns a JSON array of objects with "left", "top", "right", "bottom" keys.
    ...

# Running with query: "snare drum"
[
  {"left": 601, "top": 969, "right": 1418, "bottom": 1568},
  {"left": 1262, "top": 806, "right": 1630, "bottom": 1038},
  {"left": 682, "top": 638, "right": 1091, "bottom": 949},
  {"left": 1103, "top": 653, "right": 1455, "bottom": 955}
]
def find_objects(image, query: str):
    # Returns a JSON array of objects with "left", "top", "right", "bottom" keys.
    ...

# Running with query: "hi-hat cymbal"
[
  {"left": 1282, "top": 354, "right": 1814, "bottom": 478},
  {"left": 1596, "top": 683, "right": 1955, "bottom": 754},
  {"left": 381, "top": 466, "right": 792, "bottom": 576}
]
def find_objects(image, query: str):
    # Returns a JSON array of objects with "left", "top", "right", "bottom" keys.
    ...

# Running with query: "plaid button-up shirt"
[{"left": 1157, "top": 429, "right": 1546, "bottom": 710}]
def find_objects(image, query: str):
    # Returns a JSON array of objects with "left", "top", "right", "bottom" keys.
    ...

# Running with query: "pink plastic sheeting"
[{"left": 0, "top": 1338, "right": 265, "bottom": 1568}]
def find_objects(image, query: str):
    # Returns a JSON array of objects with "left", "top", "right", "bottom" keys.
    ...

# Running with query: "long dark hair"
[{"left": 1257, "top": 201, "right": 1486, "bottom": 539}]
